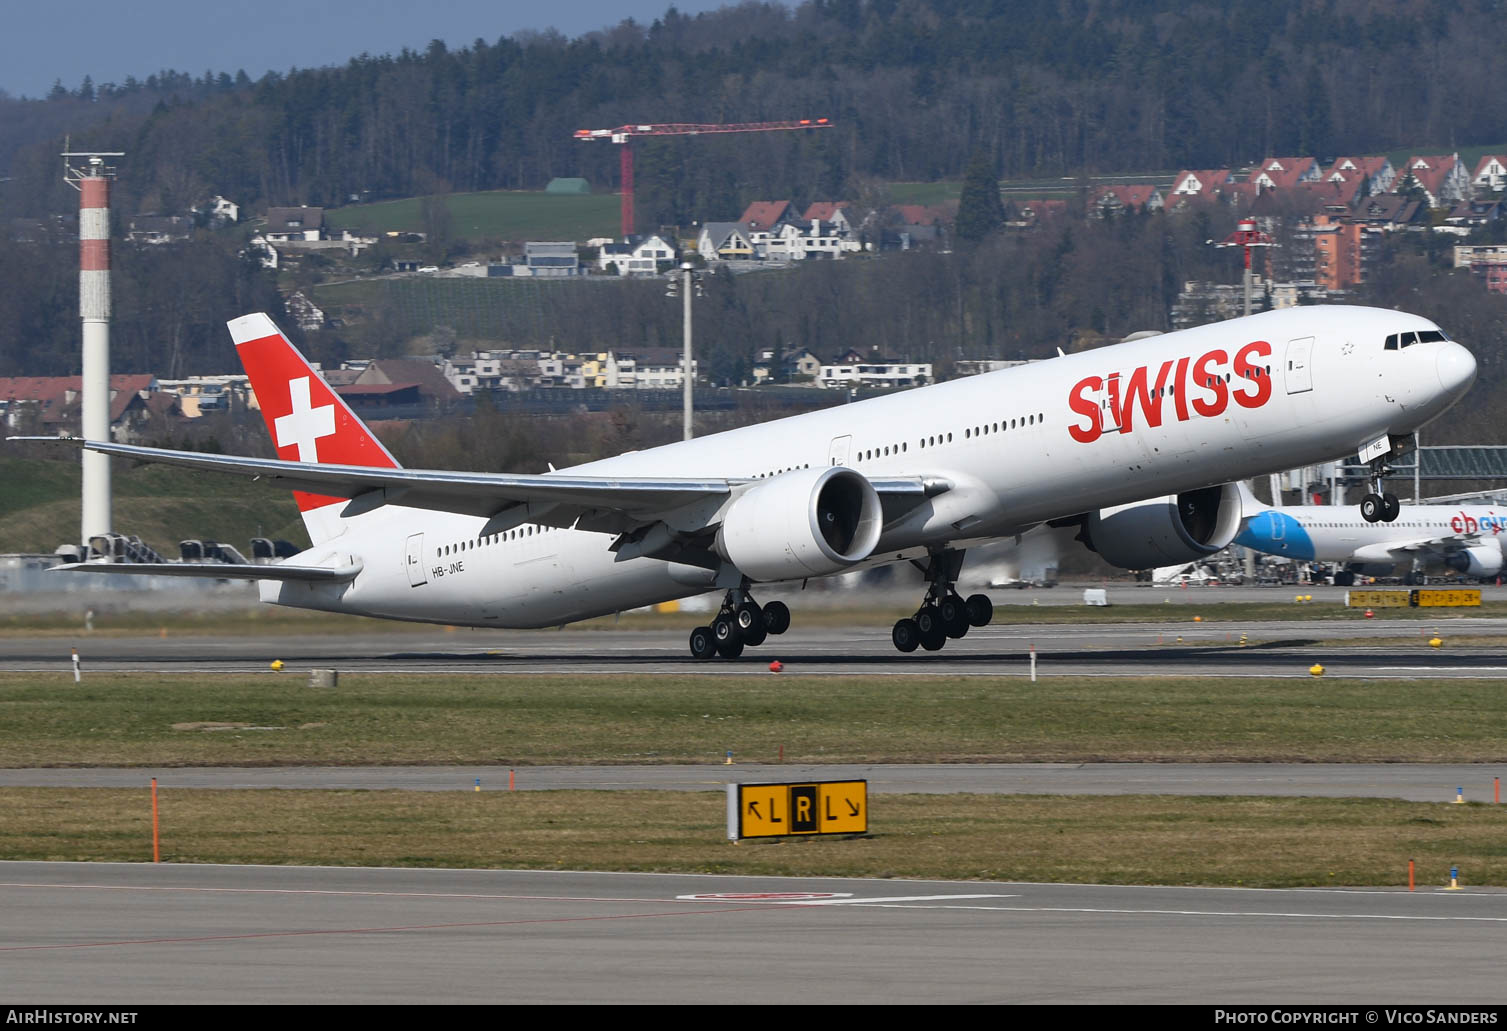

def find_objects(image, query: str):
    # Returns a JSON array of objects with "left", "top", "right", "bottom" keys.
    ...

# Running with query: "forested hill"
[{"left": 4, "top": 0, "right": 1507, "bottom": 223}]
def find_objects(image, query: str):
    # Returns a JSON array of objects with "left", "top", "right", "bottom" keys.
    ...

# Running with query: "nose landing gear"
[
  {"left": 892, "top": 548, "right": 993, "bottom": 653},
  {"left": 1359, "top": 457, "right": 1400, "bottom": 523},
  {"left": 689, "top": 586, "right": 791, "bottom": 660}
]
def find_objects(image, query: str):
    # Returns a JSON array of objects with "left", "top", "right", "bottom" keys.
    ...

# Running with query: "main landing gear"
[
  {"left": 688, "top": 587, "right": 791, "bottom": 660},
  {"left": 1359, "top": 457, "right": 1400, "bottom": 524},
  {"left": 891, "top": 548, "right": 993, "bottom": 653}
]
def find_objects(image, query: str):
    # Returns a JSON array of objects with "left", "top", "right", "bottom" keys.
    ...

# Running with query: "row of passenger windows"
[
  {"left": 1384, "top": 330, "right": 1450, "bottom": 350},
  {"left": 438, "top": 524, "right": 554, "bottom": 557},
  {"left": 753, "top": 463, "right": 812, "bottom": 479},
  {"left": 840, "top": 412, "right": 1051, "bottom": 465}
]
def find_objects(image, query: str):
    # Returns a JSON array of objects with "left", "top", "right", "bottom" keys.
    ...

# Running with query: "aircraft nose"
[{"left": 1436, "top": 341, "right": 1477, "bottom": 397}]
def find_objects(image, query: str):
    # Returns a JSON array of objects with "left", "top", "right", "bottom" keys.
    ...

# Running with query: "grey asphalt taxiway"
[
  {"left": 4, "top": 862, "right": 1504, "bottom": 1004},
  {"left": 5, "top": 614, "right": 1507, "bottom": 678}
]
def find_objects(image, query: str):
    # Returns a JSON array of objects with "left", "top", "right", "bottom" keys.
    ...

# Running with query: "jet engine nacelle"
[
  {"left": 716, "top": 466, "right": 884, "bottom": 581},
  {"left": 1445, "top": 545, "right": 1503, "bottom": 578},
  {"left": 1082, "top": 483, "right": 1244, "bottom": 570}
]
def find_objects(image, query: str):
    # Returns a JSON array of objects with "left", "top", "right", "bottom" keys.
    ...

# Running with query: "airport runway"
[
  {"left": 2, "top": 762, "right": 1502, "bottom": 803},
  {"left": 5, "top": 615, "right": 1507, "bottom": 678},
  {"left": 3, "top": 862, "right": 1503, "bottom": 1004}
]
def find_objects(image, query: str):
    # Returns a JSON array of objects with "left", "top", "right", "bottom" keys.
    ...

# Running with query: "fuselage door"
[
  {"left": 1286, "top": 337, "right": 1314, "bottom": 394},
  {"left": 828, "top": 435, "right": 852, "bottom": 467},
  {"left": 405, "top": 532, "right": 428, "bottom": 587}
]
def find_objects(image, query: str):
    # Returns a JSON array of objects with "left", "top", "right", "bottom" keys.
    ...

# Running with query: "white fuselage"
[{"left": 263, "top": 306, "right": 1474, "bottom": 626}]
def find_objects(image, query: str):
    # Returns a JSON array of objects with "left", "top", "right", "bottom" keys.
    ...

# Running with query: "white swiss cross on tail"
[{"left": 274, "top": 376, "right": 336, "bottom": 462}]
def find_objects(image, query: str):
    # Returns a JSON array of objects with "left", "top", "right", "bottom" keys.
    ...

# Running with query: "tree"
[{"left": 955, "top": 151, "right": 1004, "bottom": 243}]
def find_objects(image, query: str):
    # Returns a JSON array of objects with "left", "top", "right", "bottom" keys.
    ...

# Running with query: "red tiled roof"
[
  {"left": 0, "top": 374, "right": 153, "bottom": 425},
  {"left": 1250, "top": 157, "right": 1318, "bottom": 189},
  {"left": 738, "top": 200, "right": 791, "bottom": 231},
  {"left": 1398, "top": 155, "right": 1460, "bottom": 202},
  {"left": 802, "top": 201, "right": 848, "bottom": 221}
]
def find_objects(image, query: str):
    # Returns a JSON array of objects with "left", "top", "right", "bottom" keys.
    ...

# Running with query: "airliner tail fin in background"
[{"left": 229, "top": 313, "right": 402, "bottom": 543}]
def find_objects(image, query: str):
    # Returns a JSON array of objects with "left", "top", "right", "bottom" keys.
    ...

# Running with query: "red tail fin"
[{"left": 229, "top": 313, "right": 400, "bottom": 538}]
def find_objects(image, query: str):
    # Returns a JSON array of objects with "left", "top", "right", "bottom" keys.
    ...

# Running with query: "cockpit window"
[{"left": 1387, "top": 329, "right": 1450, "bottom": 350}]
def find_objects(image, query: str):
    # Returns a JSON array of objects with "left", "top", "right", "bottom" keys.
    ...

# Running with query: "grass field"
[
  {"left": 0, "top": 457, "right": 305, "bottom": 557},
  {"left": 4, "top": 672, "right": 1507, "bottom": 767},
  {"left": 4, "top": 788, "right": 1501, "bottom": 888},
  {"left": 323, "top": 190, "right": 621, "bottom": 244}
]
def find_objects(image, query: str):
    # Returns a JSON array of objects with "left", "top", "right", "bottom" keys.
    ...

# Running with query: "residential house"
[
  {"left": 1394, "top": 155, "right": 1471, "bottom": 208},
  {"left": 526, "top": 241, "right": 583, "bottom": 277},
  {"left": 738, "top": 201, "right": 791, "bottom": 234},
  {"left": 1324, "top": 157, "right": 1396, "bottom": 195},
  {"left": 598, "top": 234, "right": 675, "bottom": 275},
  {"left": 697, "top": 222, "right": 757, "bottom": 262},
  {"left": 1473, "top": 155, "right": 1507, "bottom": 193},
  {"left": 1439, "top": 198, "right": 1505, "bottom": 236},
  {"left": 604, "top": 348, "right": 695, "bottom": 389},
  {"left": 0, "top": 374, "right": 162, "bottom": 440},
  {"left": 1349, "top": 194, "right": 1425, "bottom": 232},
  {"left": 1249, "top": 157, "right": 1322, "bottom": 190},
  {"left": 154, "top": 375, "right": 255, "bottom": 417},
  {"left": 193, "top": 195, "right": 240, "bottom": 227},
  {"left": 1169, "top": 169, "right": 1232, "bottom": 199},
  {"left": 1090, "top": 185, "right": 1165, "bottom": 217},
  {"left": 763, "top": 218, "right": 860, "bottom": 260},
  {"left": 818, "top": 359, "right": 932, "bottom": 389},
  {"left": 264, "top": 206, "right": 325, "bottom": 243}
]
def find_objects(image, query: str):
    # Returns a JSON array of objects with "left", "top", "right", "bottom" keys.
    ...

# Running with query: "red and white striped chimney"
[{"left": 66, "top": 152, "right": 121, "bottom": 551}]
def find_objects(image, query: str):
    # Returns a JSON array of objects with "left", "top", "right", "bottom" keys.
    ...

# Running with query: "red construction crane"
[{"left": 574, "top": 118, "right": 833, "bottom": 238}]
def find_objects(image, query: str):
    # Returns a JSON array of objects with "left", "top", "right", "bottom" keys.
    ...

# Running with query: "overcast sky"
[{"left": 0, "top": 1, "right": 766, "bottom": 99}]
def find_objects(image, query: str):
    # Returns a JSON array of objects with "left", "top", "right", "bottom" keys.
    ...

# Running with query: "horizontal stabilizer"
[{"left": 50, "top": 561, "right": 362, "bottom": 583}]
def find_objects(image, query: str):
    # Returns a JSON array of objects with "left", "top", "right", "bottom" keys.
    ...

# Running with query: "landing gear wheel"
[
  {"left": 1381, "top": 493, "right": 1400, "bottom": 523},
  {"left": 689, "top": 626, "right": 718, "bottom": 661},
  {"left": 762, "top": 600, "right": 791, "bottom": 636},
  {"left": 892, "top": 618, "right": 921, "bottom": 653},
  {"left": 1360, "top": 493, "right": 1384, "bottom": 523},
  {"left": 735, "top": 602, "right": 767, "bottom": 646},
  {"left": 965, "top": 594, "right": 994, "bottom": 627},
  {"left": 920, "top": 623, "right": 947, "bottom": 651},
  {"left": 916, "top": 607, "right": 940, "bottom": 637},
  {"left": 937, "top": 594, "right": 966, "bottom": 628},
  {"left": 716, "top": 635, "right": 745, "bottom": 659},
  {"left": 712, "top": 614, "right": 739, "bottom": 651}
]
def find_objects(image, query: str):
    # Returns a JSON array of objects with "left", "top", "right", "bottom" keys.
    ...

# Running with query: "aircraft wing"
[
  {"left": 50, "top": 560, "right": 362, "bottom": 582},
  {"left": 14, "top": 437, "right": 939, "bottom": 534}
]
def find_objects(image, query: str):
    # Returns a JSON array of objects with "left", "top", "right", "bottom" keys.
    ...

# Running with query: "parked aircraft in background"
[
  {"left": 25, "top": 305, "right": 1475, "bottom": 656},
  {"left": 1235, "top": 482, "right": 1505, "bottom": 585}
]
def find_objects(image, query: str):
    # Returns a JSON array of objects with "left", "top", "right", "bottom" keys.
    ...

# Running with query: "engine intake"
[
  {"left": 1445, "top": 545, "right": 1503, "bottom": 578},
  {"left": 716, "top": 466, "right": 883, "bottom": 581},
  {"left": 1082, "top": 483, "right": 1243, "bottom": 570}
]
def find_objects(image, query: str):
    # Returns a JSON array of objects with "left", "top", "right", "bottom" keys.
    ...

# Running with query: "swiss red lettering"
[
  {"left": 1191, "top": 349, "right": 1228, "bottom": 418},
  {"left": 1115, "top": 360, "right": 1174, "bottom": 433},
  {"left": 1066, "top": 340, "right": 1275, "bottom": 444},
  {"left": 1172, "top": 355, "right": 1191, "bottom": 423},
  {"left": 1067, "top": 375, "right": 1103, "bottom": 444},
  {"left": 1231, "top": 340, "right": 1273, "bottom": 410}
]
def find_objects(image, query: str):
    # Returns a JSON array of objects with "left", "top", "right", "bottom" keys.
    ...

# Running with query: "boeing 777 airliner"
[{"left": 24, "top": 305, "right": 1476, "bottom": 657}]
